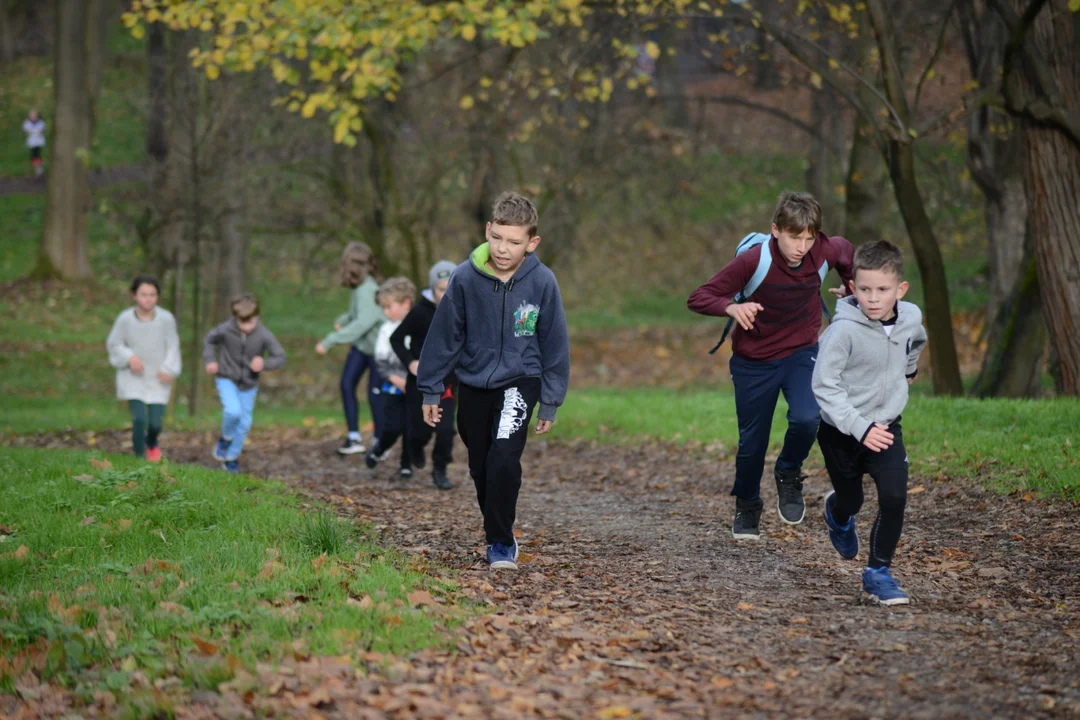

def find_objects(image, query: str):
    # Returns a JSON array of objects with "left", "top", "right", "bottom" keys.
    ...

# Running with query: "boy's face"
[
  {"left": 237, "top": 316, "right": 259, "bottom": 334},
  {"left": 133, "top": 283, "right": 158, "bottom": 312},
  {"left": 381, "top": 298, "right": 411, "bottom": 323},
  {"left": 486, "top": 222, "right": 541, "bottom": 275},
  {"left": 772, "top": 224, "right": 816, "bottom": 267},
  {"left": 29, "top": 111, "right": 39, "bottom": 122},
  {"left": 849, "top": 268, "right": 908, "bottom": 322},
  {"left": 432, "top": 279, "right": 449, "bottom": 305}
]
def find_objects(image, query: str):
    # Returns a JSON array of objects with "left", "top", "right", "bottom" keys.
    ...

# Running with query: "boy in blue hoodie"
[{"left": 418, "top": 192, "right": 571, "bottom": 570}]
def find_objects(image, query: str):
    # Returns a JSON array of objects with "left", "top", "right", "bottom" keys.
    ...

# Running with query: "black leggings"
[{"left": 818, "top": 420, "right": 908, "bottom": 568}]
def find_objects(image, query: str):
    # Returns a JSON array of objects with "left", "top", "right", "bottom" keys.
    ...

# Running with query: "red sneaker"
[{"left": 146, "top": 447, "right": 162, "bottom": 463}]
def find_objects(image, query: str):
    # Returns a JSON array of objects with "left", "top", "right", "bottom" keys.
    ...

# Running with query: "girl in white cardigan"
[{"left": 105, "top": 276, "right": 182, "bottom": 461}]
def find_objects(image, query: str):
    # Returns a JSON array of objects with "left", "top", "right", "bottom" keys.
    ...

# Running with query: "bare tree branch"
[{"left": 914, "top": 0, "right": 960, "bottom": 112}]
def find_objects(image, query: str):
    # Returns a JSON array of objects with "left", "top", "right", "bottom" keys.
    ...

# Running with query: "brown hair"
[
  {"left": 491, "top": 191, "right": 539, "bottom": 237},
  {"left": 853, "top": 239, "right": 905, "bottom": 280},
  {"left": 340, "top": 241, "right": 378, "bottom": 288},
  {"left": 231, "top": 293, "right": 260, "bottom": 320},
  {"left": 376, "top": 276, "right": 416, "bottom": 305},
  {"left": 772, "top": 191, "right": 822, "bottom": 235}
]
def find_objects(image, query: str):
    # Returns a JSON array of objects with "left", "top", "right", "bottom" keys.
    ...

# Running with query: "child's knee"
[
  {"left": 789, "top": 413, "right": 820, "bottom": 437},
  {"left": 878, "top": 488, "right": 907, "bottom": 513}
]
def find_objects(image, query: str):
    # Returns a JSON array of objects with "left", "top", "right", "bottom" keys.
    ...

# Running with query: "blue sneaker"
[
  {"left": 823, "top": 491, "right": 859, "bottom": 559},
  {"left": 862, "top": 566, "right": 910, "bottom": 606},
  {"left": 486, "top": 540, "right": 519, "bottom": 570},
  {"left": 223, "top": 460, "right": 240, "bottom": 474},
  {"left": 213, "top": 436, "right": 231, "bottom": 462}
]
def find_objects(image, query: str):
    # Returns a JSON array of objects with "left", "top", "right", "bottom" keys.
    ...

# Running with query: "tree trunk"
[
  {"left": 1011, "top": 0, "right": 1080, "bottom": 394},
  {"left": 0, "top": 0, "right": 19, "bottom": 63},
  {"left": 146, "top": 22, "right": 168, "bottom": 164},
  {"left": 865, "top": 0, "right": 963, "bottom": 395},
  {"left": 970, "top": 228, "right": 1045, "bottom": 397},
  {"left": 886, "top": 141, "right": 965, "bottom": 395},
  {"left": 843, "top": 18, "right": 887, "bottom": 242},
  {"left": 655, "top": 23, "right": 689, "bottom": 129},
  {"left": 36, "top": 0, "right": 92, "bottom": 280},
  {"left": 982, "top": 164, "right": 1027, "bottom": 318},
  {"left": 86, "top": 0, "right": 110, "bottom": 125}
]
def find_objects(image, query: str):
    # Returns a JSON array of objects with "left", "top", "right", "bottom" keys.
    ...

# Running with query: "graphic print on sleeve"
[{"left": 513, "top": 302, "right": 540, "bottom": 337}]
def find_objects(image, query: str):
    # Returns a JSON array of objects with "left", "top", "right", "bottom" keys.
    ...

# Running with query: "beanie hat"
[{"left": 428, "top": 260, "right": 456, "bottom": 290}]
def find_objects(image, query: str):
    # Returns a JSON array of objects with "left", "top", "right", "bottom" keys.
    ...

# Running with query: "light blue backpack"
[{"left": 708, "top": 232, "right": 833, "bottom": 355}]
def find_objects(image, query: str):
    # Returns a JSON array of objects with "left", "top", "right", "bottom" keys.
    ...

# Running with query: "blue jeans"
[
  {"left": 215, "top": 378, "right": 258, "bottom": 461},
  {"left": 341, "top": 347, "right": 383, "bottom": 438},
  {"left": 729, "top": 345, "right": 820, "bottom": 500}
]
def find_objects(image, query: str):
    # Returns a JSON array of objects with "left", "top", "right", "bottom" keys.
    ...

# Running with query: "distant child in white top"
[{"left": 22, "top": 110, "right": 46, "bottom": 177}]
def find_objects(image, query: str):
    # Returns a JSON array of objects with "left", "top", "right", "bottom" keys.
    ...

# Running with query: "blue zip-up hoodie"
[{"left": 417, "top": 243, "right": 570, "bottom": 422}]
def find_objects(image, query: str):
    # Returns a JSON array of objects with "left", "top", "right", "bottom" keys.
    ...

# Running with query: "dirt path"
[{"left": 8, "top": 429, "right": 1080, "bottom": 718}]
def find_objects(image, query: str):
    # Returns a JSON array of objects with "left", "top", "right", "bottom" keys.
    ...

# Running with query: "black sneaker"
[
  {"left": 337, "top": 437, "right": 366, "bottom": 456},
  {"left": 432, "top": 469, "right": 454, "bottom": 490},
  {"left": 364, "top": 444, "right": 382, "bottom": 469},
  {"left": 775, "top": 469, "right": 807, "bottom": 525},
  {"left": 412, "top": 450, "right": 427, "bottom": 470},
  {"left": 399, "top": 467, "right": 414, "bottom": 479},
  {"left": 732, "top": 497, "right": 764, "bottom": 540}
]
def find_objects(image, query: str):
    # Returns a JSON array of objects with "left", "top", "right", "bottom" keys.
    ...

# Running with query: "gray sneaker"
[
  {"left": 732, "top": 497, "right": 764, "bottom": 540},
  {"left": 775, "top": 469, "right": 806, "bottom": 525}
]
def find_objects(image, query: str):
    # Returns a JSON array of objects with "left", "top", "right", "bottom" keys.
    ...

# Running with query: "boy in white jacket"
[
  {"left": 365, "top": 277, "right": 416, "bottom": 478},
  {"left": 106, "top": 276, "right": 182, "bottom": 461}
]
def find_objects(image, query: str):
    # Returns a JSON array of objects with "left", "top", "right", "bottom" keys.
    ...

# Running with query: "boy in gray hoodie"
[
  {"left": 203, "top": 293, "right": 287, "bottom": 473},
  {"left": 812, "top": 240, "right": 927, "bottom": 606},
  {"left": 418, "top": 191, "right": 571, "bottom": 570}
]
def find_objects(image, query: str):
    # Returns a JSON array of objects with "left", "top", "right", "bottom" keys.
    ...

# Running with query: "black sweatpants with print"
[
  {"left": 456, "top": 377, "right": 541, "bottom": 546},
  {"left": 818, "top": 419, "right": 908, "bottom": 568}
]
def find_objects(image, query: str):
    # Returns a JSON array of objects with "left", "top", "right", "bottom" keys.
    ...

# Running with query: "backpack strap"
[
  {"left": 817, "top": 260, "right": 833, "bottom": 321},
  {"left": 740, "top": 239, "right": 773, "bottom": 302}
]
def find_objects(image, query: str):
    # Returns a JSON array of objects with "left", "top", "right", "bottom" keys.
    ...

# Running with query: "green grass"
[
  {"left": 556, "top": 388, "right": 1080, "bottom": 498},
  {"left": 0, "top": 448, "right": 458, "bottom": 707}
]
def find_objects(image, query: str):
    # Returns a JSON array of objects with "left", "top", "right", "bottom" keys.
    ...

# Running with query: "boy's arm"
[
  {"left": 906, "top": 322, "right": 928, "bottom": 379},
  {"left": 686, "top": 251, "right": 755, "bottom": 317},
  {"left": 828, "top": 235, "right": 855, "bottom": 291},
  {"left": 261, "top": 328, "right": 287, "bottom": 370},
  {"left": 812, "top": 330, "right": 874, "bottom": 442},
  {"left": 417, "top": 285, "right": 466, "bottom": 405},
  {"left": 390, "top": 313, "right": 418, "bottom": 369},
  {"left": 536, "top": 279, "right": 570, "bottom": 422},
  {"left": 106, "top": 314, "right": 134, "bottom": 369},
  {"left": 202, "top": 322, "right": 225, "bottom": 365},
  {"left": 161, "top": 314, "right": 182, "bottom": 378}
]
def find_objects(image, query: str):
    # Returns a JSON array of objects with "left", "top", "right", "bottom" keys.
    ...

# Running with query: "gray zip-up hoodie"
[
  {"left": 812, "top": 296, "right": 927, "bottom": 442},
  {"left": 417, "top": 243, "right": 570, "bottom": 421},
  {"left": 203, "top": 318, "right": 287, "bottom": 390}
]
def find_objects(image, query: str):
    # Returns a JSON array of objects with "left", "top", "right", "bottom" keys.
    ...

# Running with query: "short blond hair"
[
  {"left": 376, "top": 276, "right": 416, "bottom": 305},
  {"left": 491, "top": 191, "right": 539, "bottom": 237},
  {"left": 772, "top": 191, "right": 822, "bottom": 235},
  {"left": 231, "top": 293, "right": 259, "bottom": 320}
]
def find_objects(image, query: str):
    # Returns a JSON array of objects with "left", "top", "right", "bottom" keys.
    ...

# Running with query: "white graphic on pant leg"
[{"left": 497, "top": 387, "right": 529, "bottom": 440}]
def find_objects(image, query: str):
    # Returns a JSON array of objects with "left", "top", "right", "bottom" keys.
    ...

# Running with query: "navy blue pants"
[
  {"left": 729, "top": 345, "right": 820, "bottom": 500},
  {"left": 340, "top": 347, "right": 383, "bottom": 439}
]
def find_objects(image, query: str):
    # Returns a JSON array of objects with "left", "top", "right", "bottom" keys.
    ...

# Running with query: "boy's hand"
[
  {"left": 725, "top": 302, "right": 764, "bottom": 331},
  {"left": 250, "top": 356, "right": 264, "bottom": 372},
  {"left": 157, "top": 371, "right": 173, "bottom": 385},
  {"left": 535, "top": 419, "right": 553, "bottom": 435},
  {"left": 389, "top": 375, "right": 406, "bottom": 391},
  {"left": 423, "top": 404, "right": 442, "bottom": 427},
  {"left": 829, "top": 285, "right": 849, "bottom": 298},
  {"left": 334, "top": 323, "right": 341, "bottom": 331},
  {"left": 205, "top": 362, "right": 219, "bottom": 375},
  {"left": 863, "top": 423, "right": 894, "bottom": 452},
  {"left": 129, "top": 356, "right": 144, "bottom": 374},
  {"left": 315, "top": 343, "right": 327, "bottom": 355},
  {"left": 408, "top": 360, "right": 420, "bottom": 376}
]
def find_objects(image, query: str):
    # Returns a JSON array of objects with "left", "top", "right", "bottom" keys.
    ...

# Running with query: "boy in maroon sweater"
[{"left": 688, "top": 191, "right": 854, "bottom": 539}]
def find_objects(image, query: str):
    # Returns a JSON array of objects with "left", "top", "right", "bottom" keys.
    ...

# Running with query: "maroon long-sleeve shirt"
[{"left": 688, "top": 232, "right": 855, "bottom": 362}]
